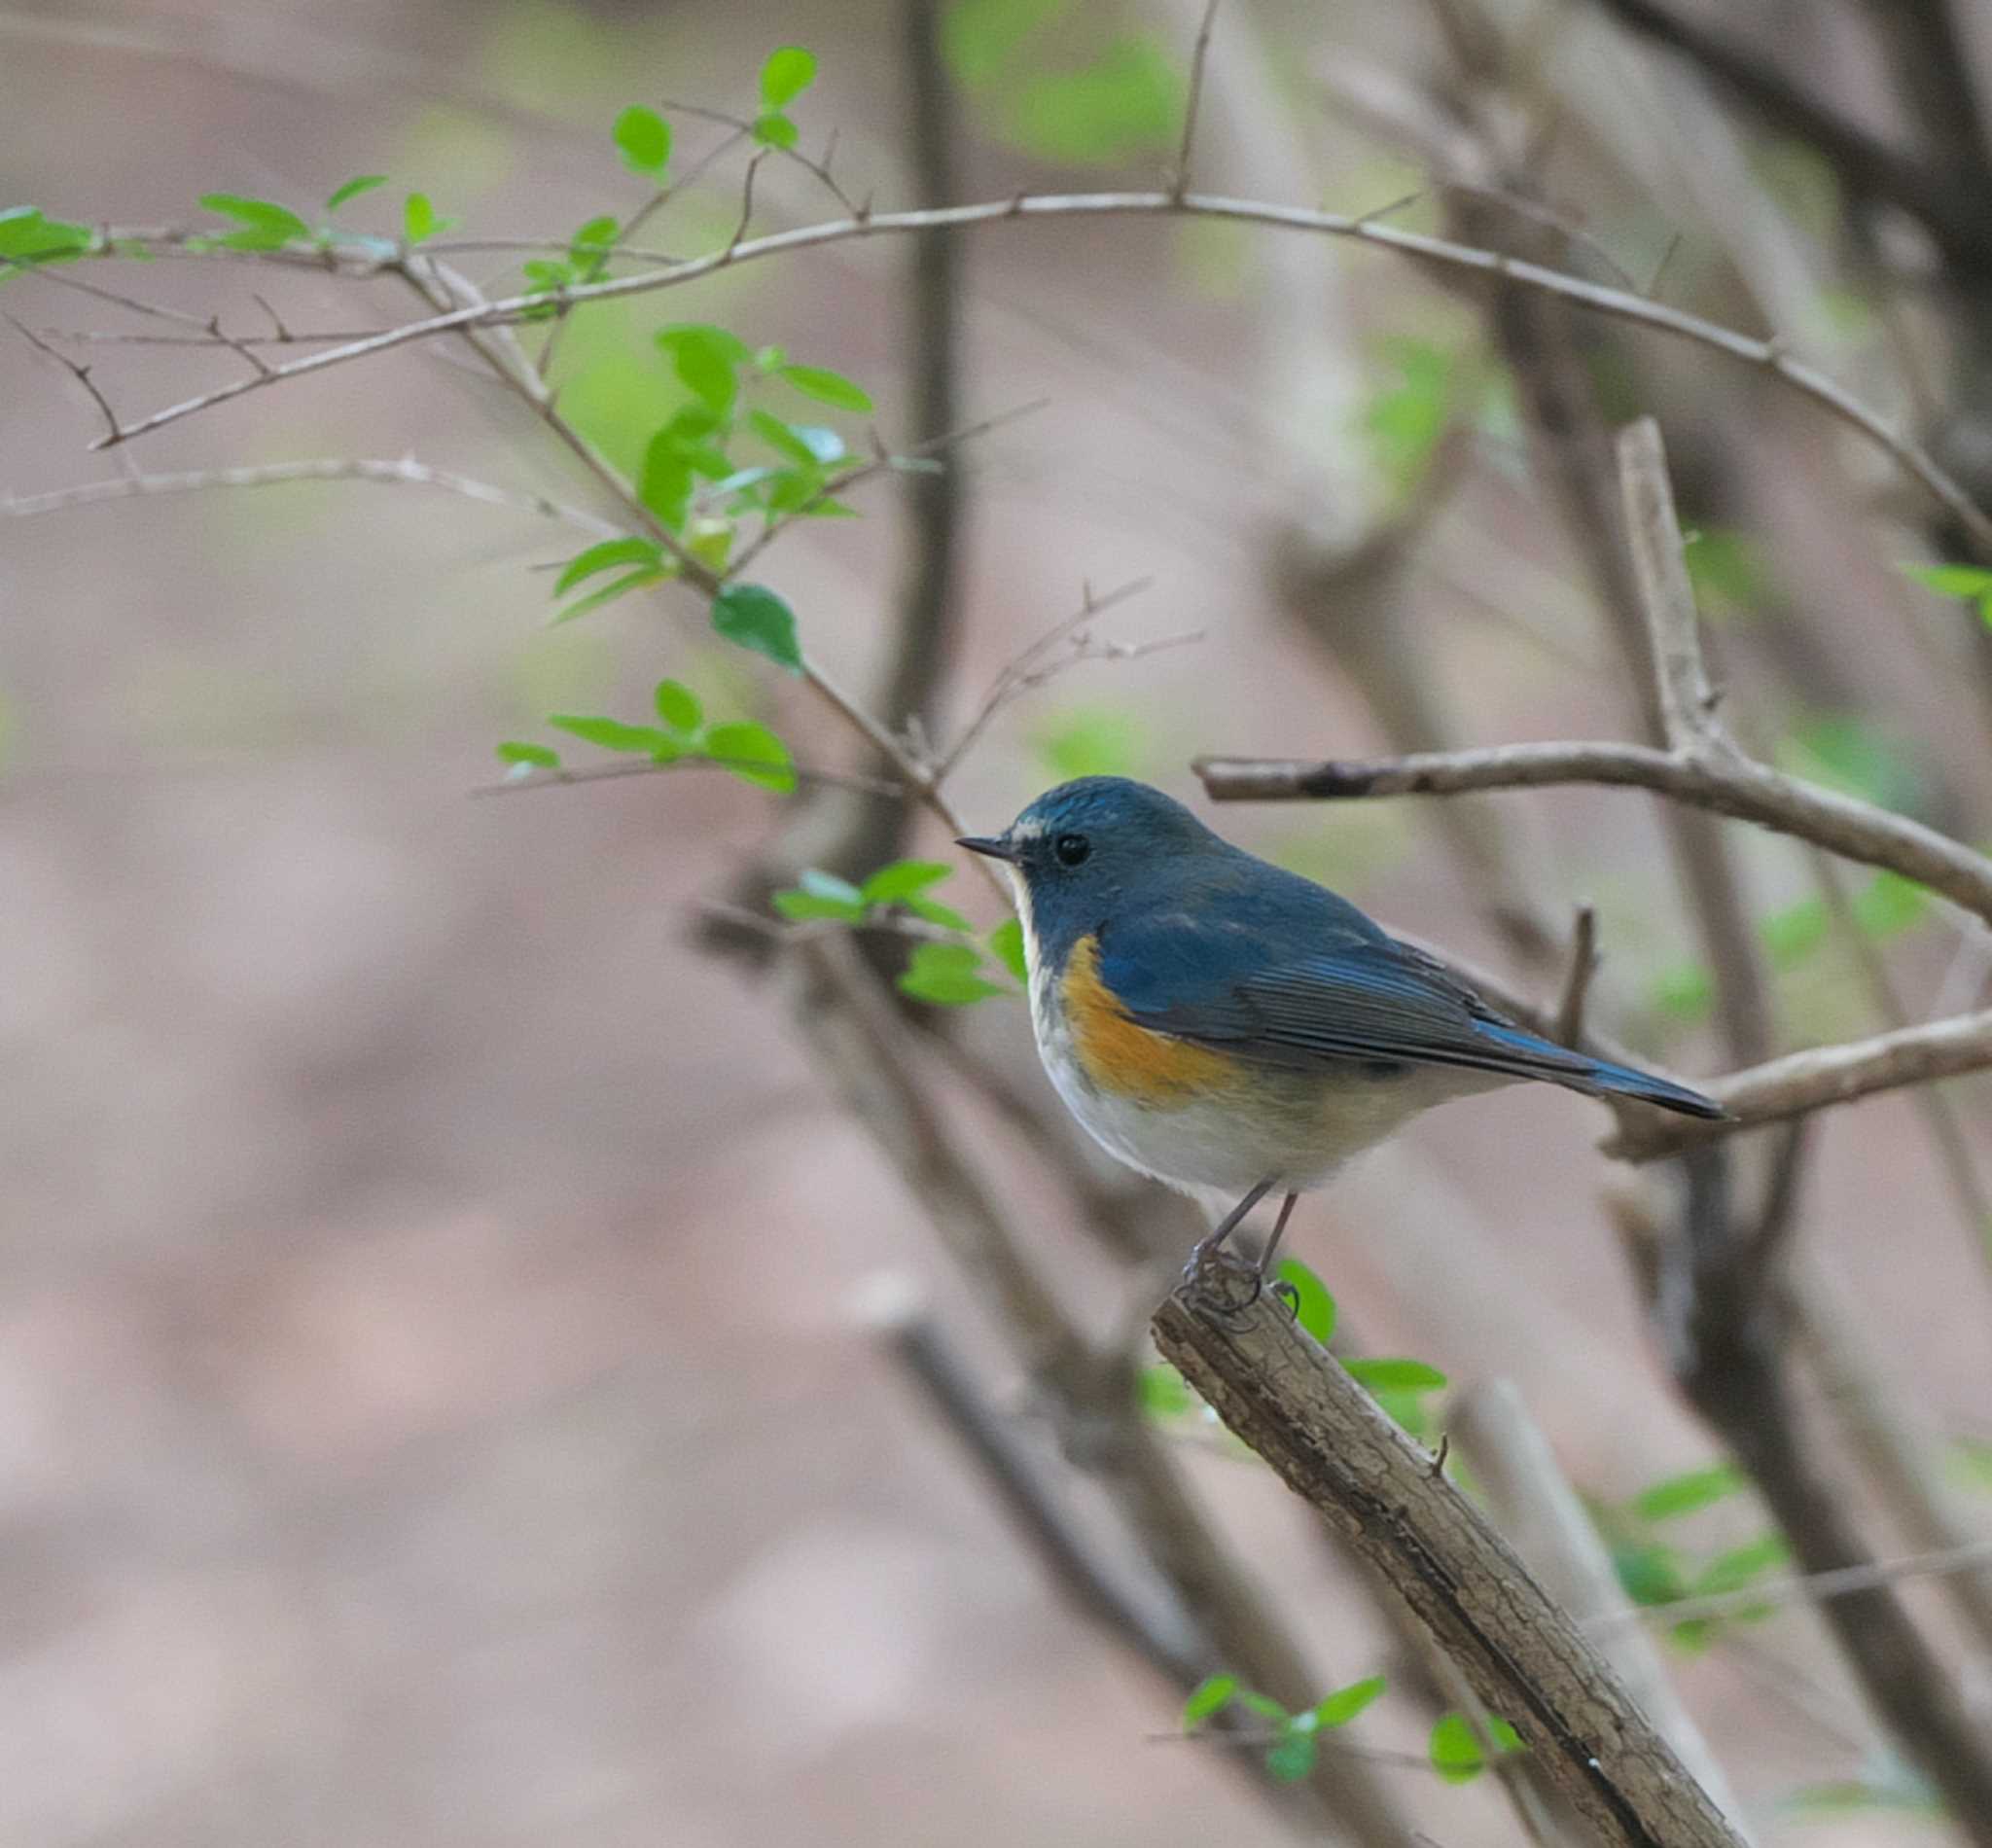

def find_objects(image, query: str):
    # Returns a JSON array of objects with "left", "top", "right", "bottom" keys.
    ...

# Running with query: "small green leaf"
[
  {"left": 1272, "top": 1260, "right": 1335, "bottom": 1345},
  {"left": 1611, "top": 1541, "right": 1691, "bottom": 1608},
  {"left": 1309, "top": 1675, "right": 1386, "bottom": 1729},
  {"left": 198, "top": 193, "right": 310, "bottom": 250},
  {"left": 614, "top": 104, "right": 672, "bottom": 176},
  {"left": 1235, "top": 1690, "right": 1288, "bottom": 1722},
  {"left": 705, "top": 721, "right": 797, "bottom": 792},
  {"left": 752, "top": 112, "right": 800, "bottom": 149},
  {"left": 712, "top": 583, "right": 803, "bottom": 673},
  {"left": 988, "top": 916, "right": 1029, "bottom": 983},
  {"left": 523, "top": 259, "right": 573, "bottom": 293},
  {"left": 860, "top": 860, "right": 954, "bottom": 904},
  {"left": 748, "top": 409, "right": 824, "bottom": 467},
  {"left": 1140, "top": 1362, "right": 1196, "bottom": 1419},
  {"left": 1264, "top": 1730, "right": 1316, "bottom": 1784},
  {"left": 554, "top": 536, "right": 664, "bottom": 596},
  {"left": 403, "top": 192, "right": 453, "bottom": 244},
  {"left": 898, "top": 941, "right": 1007, "bottom": 1006},
  {"left": 1343, "top": 1357, "right": 1447, "bottom": 1393},
  {"left": 569, "top": 214, "right": 619, "bottom": 271},
  {"left": 1428, "top": 1713, "right": 1481, "bottom": 1781},
  {"left": 547, "top": 714, "right": 676, "bottom": 755},
  {"left": 779, "top": 363, "right": 874, "bottom": 412},
  {"left": 667, "top": 328, "right": 740, "bottom": 413},
  {"left": 774, "top": 889, "right": 866, "bottom": 921},
  {"left": 326, "top": 175, "right": 388, "bottom": 212},
  {"left": 653, "top": 679, "right": 702, "bottom": 731},
  {"left": 1182, "top": 1673, "right": 1237, "bottom": 1728},
  {"left": 1695, "top": 1533, "right": 1789, "bottom": 1598},
  {"left": 550, "top": 566, "right": 671, "bottom": 624},
  {"left": 1632, "top": 1463, "right": 1744, "bottom": 1522},
  {"left": 904, "top": 895, "right": 973, "bottom": 931},
  {"left": 761, "top": 45, "right": 818, "bottom": 106},
  {"left": 0, "top": 205, "right": 91, "bottom": 264},
  {"left": 1904, "top": 562, "right": 1992, "bottom": 598},
  {"left": 495, "top": 740, "right": 560, "bottom": 767}
]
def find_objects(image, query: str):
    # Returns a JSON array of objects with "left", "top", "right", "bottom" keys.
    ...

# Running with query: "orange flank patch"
[{"left": 1060, "top": 935, "right": 1239, "bottom": 1104}]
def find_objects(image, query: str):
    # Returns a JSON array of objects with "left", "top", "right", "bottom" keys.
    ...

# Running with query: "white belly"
[{"left": 1025, "top": 931, "right": 1485, "bottom": 1200}]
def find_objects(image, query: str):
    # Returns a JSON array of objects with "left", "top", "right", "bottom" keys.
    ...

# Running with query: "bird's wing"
[{"left": 1098, "top": 912, "right": 1599, "bottom": 1085}]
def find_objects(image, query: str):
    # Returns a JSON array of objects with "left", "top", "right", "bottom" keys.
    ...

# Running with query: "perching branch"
[{"left": 1153, "top": 1254, "right": 1750, "bottom": 1848}]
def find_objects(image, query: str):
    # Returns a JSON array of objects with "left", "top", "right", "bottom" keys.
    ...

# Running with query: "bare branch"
[
  {"left": 472, "top": 756, "right": 906, "bottom": 801},
  {"left": 72, "top": 192, "right": 1992, "bottom": 551},
  {"left": 1171, "top": 1, "right": 1222, "bottom": 200},
  {"left": 1608, "top": 1006, "right": 1992, "bottom": 1156},
  {"left": 933, "top": 577, "right": 1158, "bottom": 784},
  {"left": 1194, "top": 741, "right": 1992, "bottom": 928},
  {"left": 0, "top": 455, "right": 625, "bottom": 535},
  {"left": 6, "top": 311, "right": 125, "bottom": 445},
  {"left": 1617, "top": 420, "right": 1725, "bottom": 753},
  {"left": 1552, "top": 905, "right": 1600, "bottom": 1047}
]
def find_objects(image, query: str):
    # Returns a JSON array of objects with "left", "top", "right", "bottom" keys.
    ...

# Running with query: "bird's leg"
[
  {"left": 1256, "top": 1191, "right": 1300, "bottom": 1278},
  {"left": 1187, "top": 1177, "right": 1276, "bottom": 1273}
]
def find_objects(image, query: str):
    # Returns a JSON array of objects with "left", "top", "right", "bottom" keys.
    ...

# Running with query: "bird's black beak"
[{"left": 956, "top": 834, "right": 1017, "bottom": 863}]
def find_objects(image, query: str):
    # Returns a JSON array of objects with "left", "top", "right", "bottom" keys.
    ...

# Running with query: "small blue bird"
[{"left": 959, "top": 777, "right": 1722, "bottom": 1270}]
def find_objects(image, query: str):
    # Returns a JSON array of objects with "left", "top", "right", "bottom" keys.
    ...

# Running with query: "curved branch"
[
  {"left": 67, "top": 191, "right": 1992, "bottom": 551},
  {"left": 1193, "top": 741, "right": 1992, "bottom": 926}
]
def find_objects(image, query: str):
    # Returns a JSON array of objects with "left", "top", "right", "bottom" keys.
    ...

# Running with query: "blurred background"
[{"left": 4, "top": 0, "right": 1992, "bottom": 1842}]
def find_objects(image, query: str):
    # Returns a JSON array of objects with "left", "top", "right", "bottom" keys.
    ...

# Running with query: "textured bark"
[{"left": 1153, "top": 1255, "right": 1749, "bottom": 1848}]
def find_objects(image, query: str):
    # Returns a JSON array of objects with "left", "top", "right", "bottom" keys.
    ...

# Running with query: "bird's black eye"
[{"left": 1054, "top": 833, "right": 1091, "bottom": 868}]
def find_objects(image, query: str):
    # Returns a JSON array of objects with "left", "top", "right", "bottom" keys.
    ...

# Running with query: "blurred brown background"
[{"left": 4, "top": 1, "right": 1991, "bottom": 1842}]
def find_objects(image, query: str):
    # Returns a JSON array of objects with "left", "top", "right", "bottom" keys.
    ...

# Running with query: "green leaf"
[
  {"left": 712, "top": 583, "right": 803, "bottom": 673},
  {"left": 773, "top": 889, "right": 866, "bottom": 922},
  {"left": 988, "top": 916, "right": 1029, "bottom": 983},
  {"left": 1429, "top": 1711, "right": 1521, "bottom": 1783},
  {"left": 860, "top": 860, "right": 953, "bottom": 904},
  {"left": 0, "top": 205, "right": 91, "bottom": 264},
  {"left": 198, "top": 193, "right": 310, "bottom": 250},
  {"left": 778, "top": 363, "right": 874, "bottom": 413},
  {"left": 667, "top": 328, "right": 740, "bottom": 413},
  {"left": 1309, "top": 1675, "right": 1386, "bottom": 1730},
  {"left": 904, "top": 895, "right": 973, "bottom": 931},
  {"left": 613, "top": 104, "right": 672, "bottom": 176},
  {"left": 554, "top": 536, "right": 664, "bottom": 596},
  {"left": 1695, "top": 1533, "right": 1789, "bottom": 1598},
  {"left": 1272, "top": 1259, "right": 1336, "bottom": 1345},
  {"left": 523, "top": 259, "right": 573, "bottom": 294},
  {"left": 1264, "top": 1731, "right": 1316, "bottom": 1784},
  {"left": 752, "top": 112, "right": 800, "bottom": 149},
  {"left": 1632, "top": 1462, "right": 1744, "bottom": 1522},
  {"left": 550, "top": 566, "right": 671, "bottom": 624},
  {"left": 547, "top": 714, "right": 676, "bottom": 755},
  {"left": 1234, "top": 1690, "right": 1288, "bottom": 1721},
  {"left": 705, "top": 721, "right": 797, "bottom": 792},
  {"left": 403, "top": 192, "right": 453, "bottom": 244},
  {"left": 495, "top": 740, "right": 559, "bottom": 767},
  {"left": 761, "top": 45, "right": 818, "bottom": 107},
  {"left": 326, "top": 175, "right": 388, "bottom": 212},
  {"left": 1343, "top": 1357, "right": 1447, "bottom": 1393},
  {"left": 1904, "top": 562, "right": 1992, "bottom": 598},
  {"left": 653, "top": 679, "right": 702, "bottom": 731},
  {"left": 898, "top": 941, "right": 1007, "bottom": 1006},
  {"left": 569, "top": 214, "right": 619, "bottom": 271},
  {"left": 1139, "top": 1362, "right": 1196, "bottom": 1418},
  {"left": 748, "top": 408, "right": 825, "bottom": 467},
  {"left": 1611, "top": 1541, "right": 1691, "bottom": 1608},
  {"left": 1182, "top": 1673, "right": 1237, "bottom": 1728}
]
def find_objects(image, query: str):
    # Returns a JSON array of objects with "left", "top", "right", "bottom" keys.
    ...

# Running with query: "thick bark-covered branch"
[{"left": 1153, "top": 1254, "right": 1749, "bottom": 1848}]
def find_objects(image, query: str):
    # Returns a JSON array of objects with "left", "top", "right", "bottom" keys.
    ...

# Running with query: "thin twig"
[
  {"left": 69, "top": 192, "right": 1992, "bottom": 551},
  {"left": 0, "top": 456, "right": 625, "bottom": 535},
  {"left": 1552, "top": 904, "right": 1599, "bottom": 1046},
  {"left": 1171, "top": 2, "right": 1222, "bottom": 199},
  {"left": 6, "top": 312, "right": 124, "bottom": 444},
  {"left": 472, "top": 757, "right": 907, "bottom": 800}
]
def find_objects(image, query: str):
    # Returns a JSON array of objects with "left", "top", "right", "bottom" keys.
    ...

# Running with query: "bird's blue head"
[{"left": 958, "top": 777, "right": 1229, "bottom": 970}]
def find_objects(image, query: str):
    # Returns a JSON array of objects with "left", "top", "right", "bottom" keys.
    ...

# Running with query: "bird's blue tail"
[{"left": 1474, "top": 1021, "right": 1725, "bottom": 1120}]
